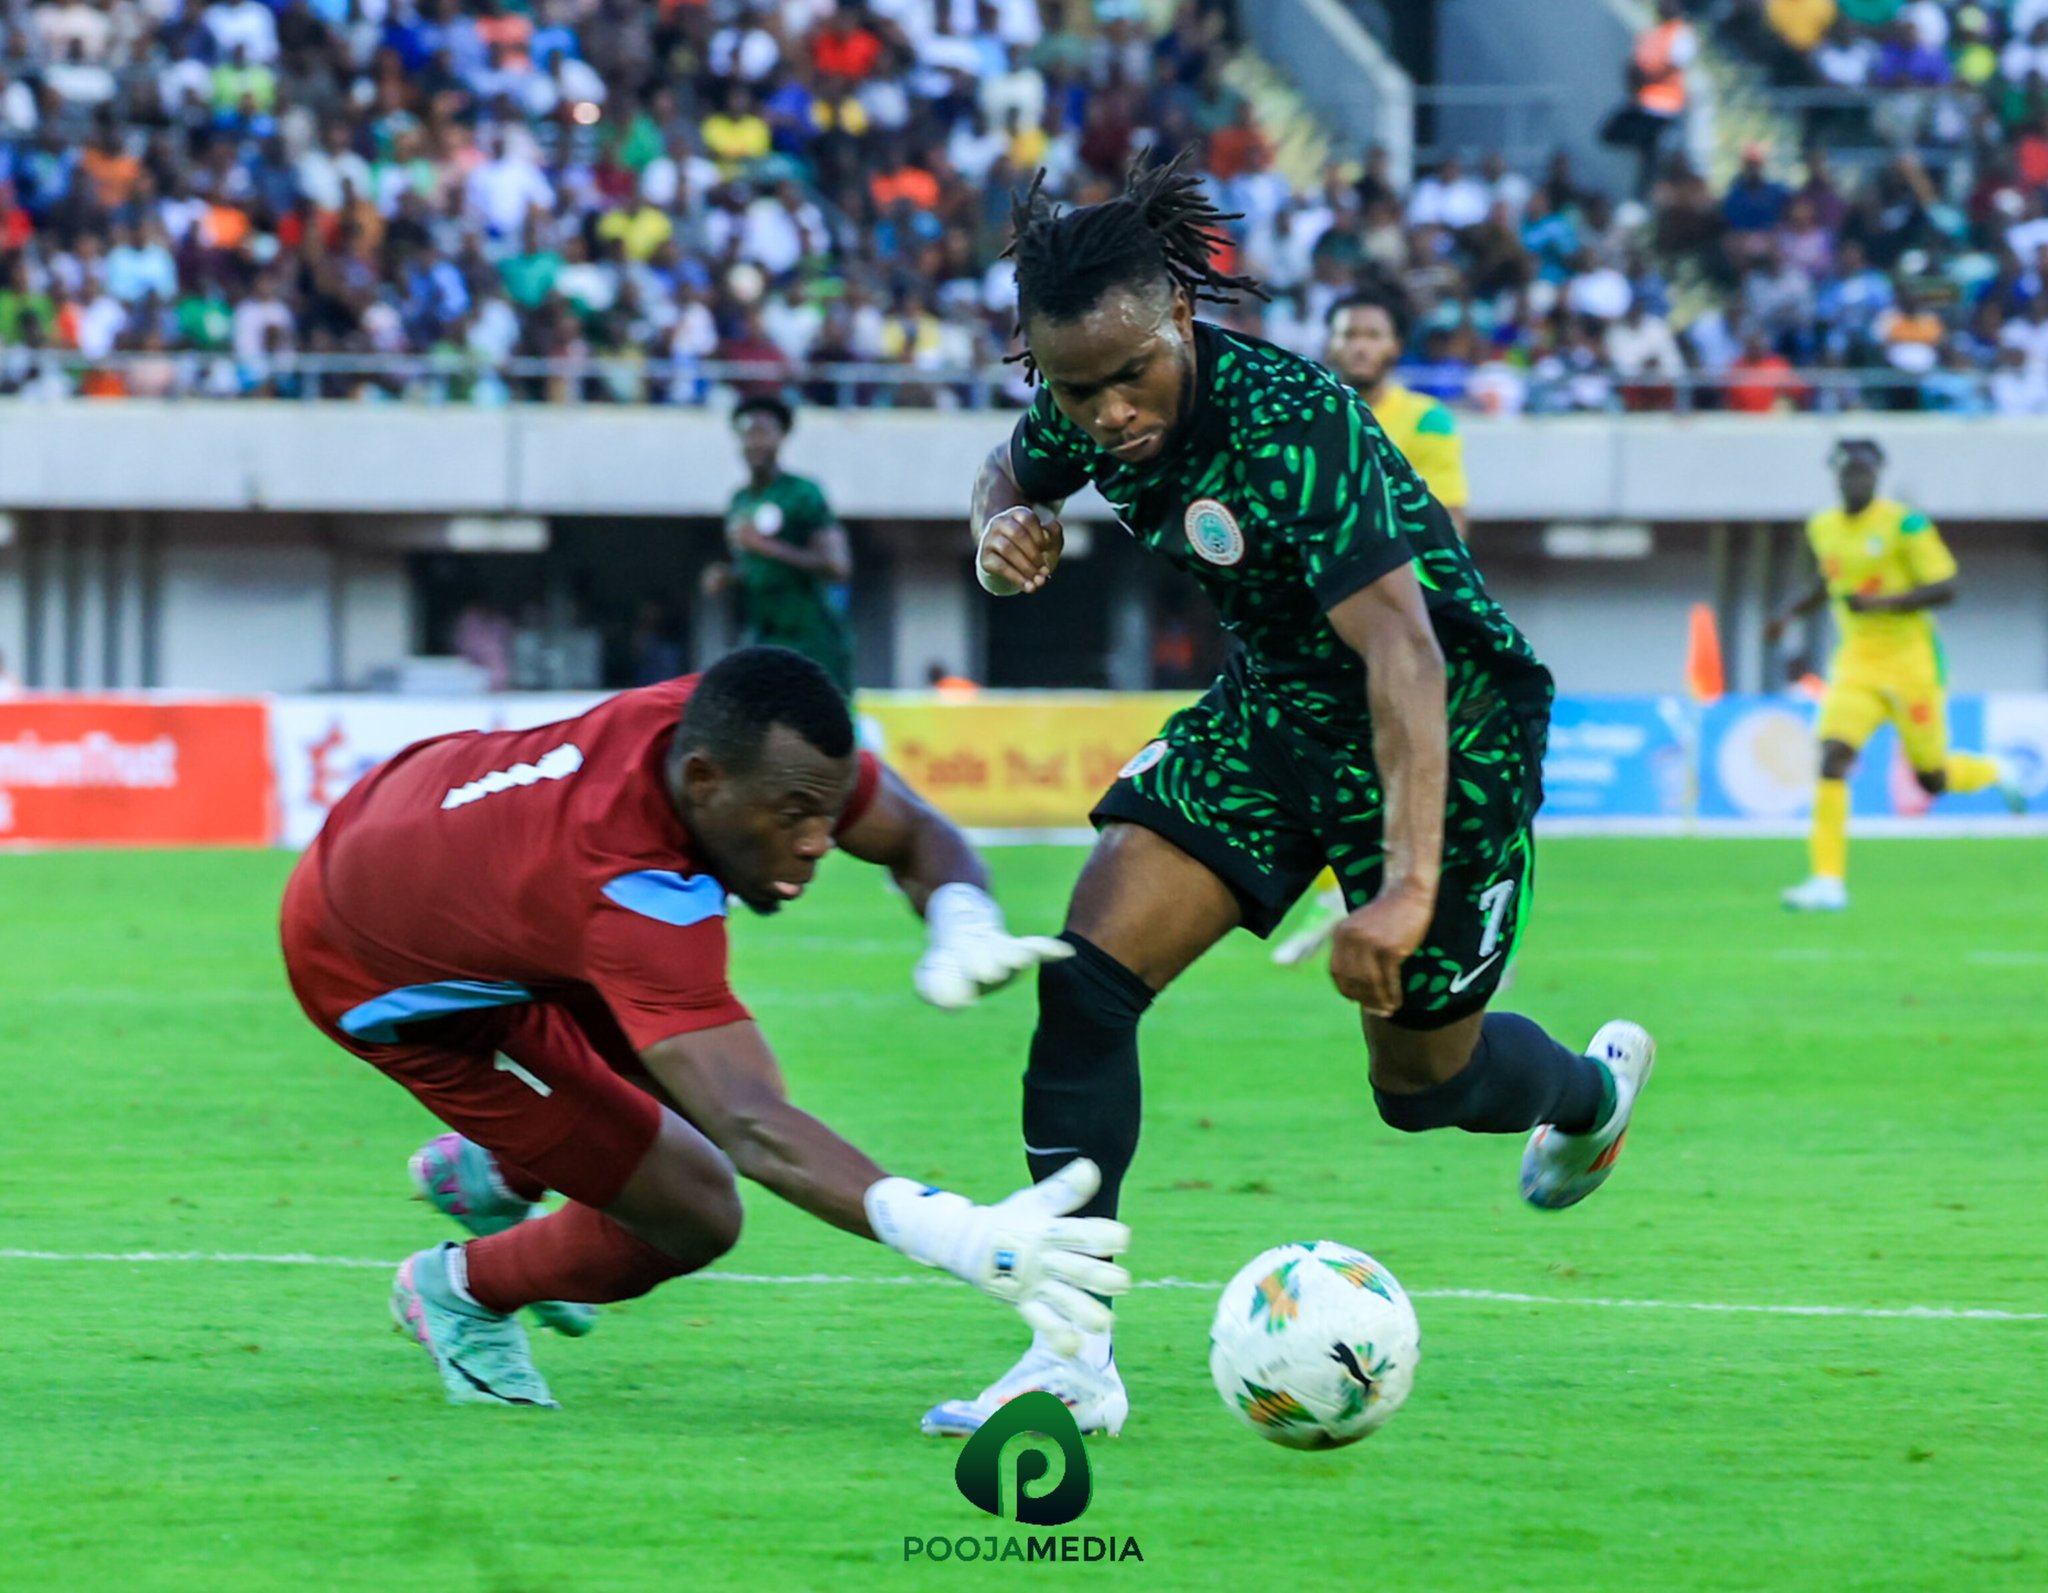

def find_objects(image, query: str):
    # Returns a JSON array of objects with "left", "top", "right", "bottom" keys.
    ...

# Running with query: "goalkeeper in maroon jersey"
[{"left": 282, "top": 647, "right": 1120, "bottom": 1407}]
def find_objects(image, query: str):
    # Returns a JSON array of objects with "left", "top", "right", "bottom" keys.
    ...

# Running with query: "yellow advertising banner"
[{"left": 857, "top": 692, "right": 1198, "bottom": 830}]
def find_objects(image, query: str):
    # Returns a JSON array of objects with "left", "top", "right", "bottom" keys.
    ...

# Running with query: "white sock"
[
  {"left": 441, "top": 1242, "right": 489, "bottom": 1313},
  {"left": 1317, "top": 886, "right": 1346, "bottom": 916},
  {"left": 1036, "top": 1325, "right": 1114, "bottom": 1370}
]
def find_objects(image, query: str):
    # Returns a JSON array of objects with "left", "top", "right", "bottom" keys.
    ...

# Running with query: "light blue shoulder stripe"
[
  {"left": 338, "top": 979, "right": 533, "bottom": 1044},
  {"left": 602, "top": 870, "right": 728, "bottom": 927}
]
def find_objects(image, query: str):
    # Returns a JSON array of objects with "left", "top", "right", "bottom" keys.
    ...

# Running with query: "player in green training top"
[
  {"left": 921, "top": 155, "right": 1659, "bottom": 1439},
  {"left": 701, "top": 397, "right": 856, "bottom": 692}
]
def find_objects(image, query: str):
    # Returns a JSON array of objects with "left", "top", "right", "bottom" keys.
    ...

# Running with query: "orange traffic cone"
[{"left": 1685, "top": 602, "right": 1725, "bottom": 705}]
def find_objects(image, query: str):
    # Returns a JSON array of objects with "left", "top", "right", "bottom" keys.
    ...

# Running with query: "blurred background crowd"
[{"left": 2, "top": 0, "right": 2048, "bottom": 411}]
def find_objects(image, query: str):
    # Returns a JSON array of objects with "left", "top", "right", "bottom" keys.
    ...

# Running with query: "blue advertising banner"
[
  {"left": 1696, "top": 693, "right": 2014, "bottom": 820},
  {"left": 1540, "top": 696, "right": 1694, "bottom": 818}
]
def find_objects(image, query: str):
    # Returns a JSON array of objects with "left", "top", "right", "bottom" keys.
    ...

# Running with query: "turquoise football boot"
[
  {"left": 409, "top": 1132, "right": 597, "bottom": 1337},
  {"left": 390, "top": 1243, "right": 559, "bottom": 1408}
]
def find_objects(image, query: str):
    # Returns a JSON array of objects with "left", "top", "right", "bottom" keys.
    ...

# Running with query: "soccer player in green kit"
[
  {"left": 701, "top": 397, "right": 856, "bottom": 693},
  {"left": 922, "top": 155, "right": 1658, "bottom": 1437}
]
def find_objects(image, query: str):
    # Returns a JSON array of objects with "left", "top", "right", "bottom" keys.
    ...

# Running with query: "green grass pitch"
[{"left": 2, "top": 839, "right": 2043, "bottom": 1591}]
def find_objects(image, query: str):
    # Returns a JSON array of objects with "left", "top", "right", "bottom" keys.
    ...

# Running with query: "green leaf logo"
[{"left": 953, "top": 1391, "right": 1092, "bottom": 1527}]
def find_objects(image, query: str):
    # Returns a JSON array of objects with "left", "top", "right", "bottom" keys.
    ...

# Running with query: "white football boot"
[
  {"left": 1520, "top": 1020, "right": 1656, "bottom": 1211},
  {"left": 1781, "top": 875, "right": 1849, "bottom": 912},
  {"left": 921, "top": 1332, "right": 1129, "bottom": 1437}
]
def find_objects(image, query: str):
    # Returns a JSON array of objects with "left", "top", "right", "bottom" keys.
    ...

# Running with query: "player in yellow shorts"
[
  {"left": 1275, "top": 290, "right": 1471, "bottom": 964},
  {"left": 1766, "top": 439, "right": 2021, "bottom": 912}
]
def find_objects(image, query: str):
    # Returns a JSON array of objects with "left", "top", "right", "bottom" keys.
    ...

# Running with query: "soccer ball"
[{"left": 1208, "top": 1241, "right": 1421, "bottom": 1450}]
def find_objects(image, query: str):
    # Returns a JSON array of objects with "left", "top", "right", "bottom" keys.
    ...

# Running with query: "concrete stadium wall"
[
  {"left": 1, "top": 406, "right": 2044, "bottom": 697},
  {"left": 4, "top": 514, "right": 2038, "bottom": 697},
  {"left": 5, "top": 403, "right": 2048, "bottom": 523},
  {"left": 1433, "top": 0, "right": 1641, "bottom": 193}
]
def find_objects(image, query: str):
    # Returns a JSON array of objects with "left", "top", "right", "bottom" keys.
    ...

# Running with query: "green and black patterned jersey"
[{"left": 1009, "top": 322, "right": 1552, "bottom": 741}]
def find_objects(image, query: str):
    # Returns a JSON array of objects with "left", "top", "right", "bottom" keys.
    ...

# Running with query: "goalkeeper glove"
[
  {"left": 865, "top": 1159, "right": 1130, "bottom": 1355},
  {"left": 913, "top": 882, "right": 1074, "bottom": 1010}
]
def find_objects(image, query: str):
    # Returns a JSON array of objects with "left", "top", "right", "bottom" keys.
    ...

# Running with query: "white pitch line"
[
  {"left": 0, "top": 1248, "right": 400, "bottom": 1269},
  {"left": 0, "top": 1249, "right": 2041, "bottom": 1323}
]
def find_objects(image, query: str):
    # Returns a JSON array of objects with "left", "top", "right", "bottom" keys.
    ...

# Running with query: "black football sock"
[
  {"left": 1023, "top": 931, "right": 1153, "bottom": 1222},
  {"left": 1373, "top": 1012, "right": 1609, "bottom": 1136}
]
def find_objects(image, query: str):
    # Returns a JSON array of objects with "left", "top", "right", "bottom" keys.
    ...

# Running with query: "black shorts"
[{"left": 1092, "top": 666, "right": 1546, "bottom": 1028}]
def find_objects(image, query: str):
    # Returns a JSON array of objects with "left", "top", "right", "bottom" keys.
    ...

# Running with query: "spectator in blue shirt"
[
  {"left": 1521, "top": 187, "right": 1581, "bottom": 282},
  {"left": 1724, "top": 146, "right": 1791, "bottom": 233},
  {"left": 1724, "top": 143, "right": 1791, "bottom": 270},
  {"left": 1815, "top": 239, "right": 1896, "bottom": 353}
]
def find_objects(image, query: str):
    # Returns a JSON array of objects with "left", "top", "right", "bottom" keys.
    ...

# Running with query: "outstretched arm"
[
  {"left": 836, "top": 761, "right": 1074, "bottom": 1006},
  {"left": 835, "top": 761, "right": 988, "bottom": 915},
  {"left": 1323, "top": 563, "right": 1448, "bottom": 1016},
  {"left": 641, "top": 1020, "right": 883, "bottom": 1233},
  {"left": 638, "top": 1021, "right": 1128, "bottom": 1347}
]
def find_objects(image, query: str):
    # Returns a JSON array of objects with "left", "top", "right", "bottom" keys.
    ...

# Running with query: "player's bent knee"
[
  {"left": 683, "top": 1179, "right": 745, "bottom": 1263},
  {"left": 1370, "top": 1011, "right": 1597, "bottom": 1136},
  {"left": 1818, "top": 741, "right": 1859, "bottom": 781},
  {"left": 609, "top": 1116, "right": 745, "bottom": 1266},
  {"left": 1367, "top": 1052, "right": 1458, "bottom": 1108},
  {"left": 1914, "top": 768, "right": 1947, "bottom": 796},
  {"left": 1363, "top": 1011, "right": 1482, "bottom": 1100},
  {"left": 1374, "top": 1089, "right": 1450, "bottom": 1133},
  {"left": 1371, "top": 1041, "right": 1484, "bottom": 1132},
  {"left": 663, "top": 1159, "right": 744, "bottom": 1263},
  {"left": 625, "top": 1180, "right": 741, "bottom": 1269}
]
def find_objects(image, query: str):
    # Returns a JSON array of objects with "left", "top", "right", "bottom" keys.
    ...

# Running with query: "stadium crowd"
[
  {"left": 0, "top": 0, "right": 2044, "bottom": 412},
  {"left": 1675, "top": 0, "right": 2048, "bottom": 413}
]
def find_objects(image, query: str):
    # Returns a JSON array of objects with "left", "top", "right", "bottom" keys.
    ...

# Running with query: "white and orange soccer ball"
[{"left": 1208, "top": 1241, "right": 1421, "bottom": 1449}]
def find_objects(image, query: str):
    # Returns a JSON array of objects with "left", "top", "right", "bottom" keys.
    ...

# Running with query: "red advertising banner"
[{"left": 0, "top": 698, "right": 273, "bottom": 845}]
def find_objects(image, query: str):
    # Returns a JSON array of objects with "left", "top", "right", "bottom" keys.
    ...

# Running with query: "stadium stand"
[{"left": 0, "top": 0, "right": 2040, "bottom": 412}]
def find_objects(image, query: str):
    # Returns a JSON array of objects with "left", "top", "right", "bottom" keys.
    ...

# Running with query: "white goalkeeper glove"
[
  {"left": 913, "top": 882, "right": 1074, "bottom": 1010},
  {"left": 864, "top": 1158, "right": 1131, "bottom": 1355}
]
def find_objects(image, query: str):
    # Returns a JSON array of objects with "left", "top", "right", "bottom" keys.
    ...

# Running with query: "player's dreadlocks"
[{"left": 1003, "top": 149, "right": 1268, "bottom": 382}]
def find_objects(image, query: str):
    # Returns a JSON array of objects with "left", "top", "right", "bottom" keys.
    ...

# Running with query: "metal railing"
[
  {"left": 1744, "top": 86, "right": 1979, "bottom": 171},
  {"left": 0, "top": 351, "right": 2029, "bottom": 416},
  {"left": 0, "top": 351, "right": 1022, "bottom": 409},
  {"left": 1402, "top": 360, "right": 2020, "bottom": 416}
]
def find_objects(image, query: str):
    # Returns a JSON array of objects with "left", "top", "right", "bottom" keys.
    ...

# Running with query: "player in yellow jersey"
[
  {"left": 1323, "top": 290, "right": 1470, "bottom": 537},
  {"left": 1275, "top": 289, "right": 1471, "bottom": 965},
  {"left": 1766, "top": 439, "right": 2021, "bottom": 912}
]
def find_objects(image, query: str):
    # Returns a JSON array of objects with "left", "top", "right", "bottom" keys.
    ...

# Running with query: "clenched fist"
[
  {"left": 1329, "top": 882, "right": 1436, "bottom": 1017},
  {"left": 977, "top": 506, "right": 1065, "bottom": 596}
]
